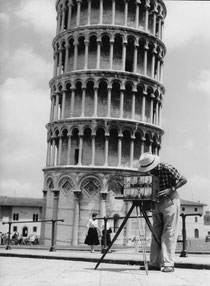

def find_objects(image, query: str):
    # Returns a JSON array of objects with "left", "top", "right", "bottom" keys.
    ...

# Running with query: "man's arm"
[
  {"left": 159, "top": 175, "right": 187, "bottom": 197},
  {"left": 173, "top": 175, "right": 187, "bottom": 190}
]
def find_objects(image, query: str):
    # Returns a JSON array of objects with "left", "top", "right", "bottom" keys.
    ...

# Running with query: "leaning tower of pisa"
[{"left": 41, "top": 0, "right": 167, "bottom": 246}]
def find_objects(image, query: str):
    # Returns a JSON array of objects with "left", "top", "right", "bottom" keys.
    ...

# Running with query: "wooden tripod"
[{"left": 95, "top": 199, "right": 161, "bottom": 270}]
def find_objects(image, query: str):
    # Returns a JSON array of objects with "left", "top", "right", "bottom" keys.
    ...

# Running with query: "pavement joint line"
[{"left": 0, "top": 251, "right": 209, "bottom": 270}]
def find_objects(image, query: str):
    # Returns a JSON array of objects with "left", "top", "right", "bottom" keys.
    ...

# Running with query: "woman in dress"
[{"left": 84, "top": 213, "right": 100, "bottom": 253}]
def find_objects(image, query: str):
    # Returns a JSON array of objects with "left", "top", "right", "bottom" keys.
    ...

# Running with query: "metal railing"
[
  {"left": 2, "top": 212, "right": 202, "bottom": 256},
  {"left": 2, "top": 219, "right": 64, "bottom": 252}
]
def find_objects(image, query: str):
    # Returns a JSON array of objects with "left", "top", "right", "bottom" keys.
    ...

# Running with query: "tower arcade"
[{"left": 41, "top": 0, "right": 167, "bottom": 246}]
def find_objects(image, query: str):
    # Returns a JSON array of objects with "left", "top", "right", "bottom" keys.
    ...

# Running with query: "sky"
[{"left": 0, "top": 0, "right": 210, "bottom": 211}]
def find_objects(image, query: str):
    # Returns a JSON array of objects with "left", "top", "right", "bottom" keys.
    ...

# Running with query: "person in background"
[
  {"left": 138, "top": 152, "right": 187, "bottom": 273},
  {"left": 101, "top": 220, "right": 112, "bottom": 253},
  {"left": 84, "top": 213, "right": 100, "bottom": 253}
]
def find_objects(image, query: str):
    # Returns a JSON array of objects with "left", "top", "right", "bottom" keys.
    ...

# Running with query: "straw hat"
[{"left": 138, "top": 152, "right": 160, "bottom": 173}]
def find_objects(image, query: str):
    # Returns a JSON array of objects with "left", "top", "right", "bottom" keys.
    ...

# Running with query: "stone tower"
[{"left": 41, "top": 0, "right": 167, "bottom": 246}]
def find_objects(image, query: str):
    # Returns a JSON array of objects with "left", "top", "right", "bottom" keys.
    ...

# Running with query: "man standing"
[{"left": 138, "top": 152, "right": 187, "bottom": 272}]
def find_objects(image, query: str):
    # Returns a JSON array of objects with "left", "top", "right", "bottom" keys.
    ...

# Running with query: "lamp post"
[{"left": 179, "top": 213, "right": 202, "bottom": 257}]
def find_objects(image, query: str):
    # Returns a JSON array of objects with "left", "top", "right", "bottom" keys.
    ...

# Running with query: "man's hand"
[{"left": 158, "top": 188, "right": 172, "bottom": 197}]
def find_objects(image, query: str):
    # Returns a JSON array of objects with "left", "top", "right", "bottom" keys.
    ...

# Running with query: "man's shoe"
[
  {"left": 162, "top": 266, "right": 174, "bottom": 273},
  {"left": 140, "top": 265, "right": 160, "bottom": 271}
]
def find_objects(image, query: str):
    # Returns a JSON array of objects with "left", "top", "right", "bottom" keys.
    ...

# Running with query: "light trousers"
[{"left": 150, "top": 191, "right": 180, "bottom": 267}]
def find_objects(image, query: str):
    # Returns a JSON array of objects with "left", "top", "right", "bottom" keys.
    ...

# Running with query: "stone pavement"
[
  {"left": 0, "top": 247, "right": 210, "bottom": 286},
  {"left": 0, "top": 256, "right": 210, "bottom": 286}
]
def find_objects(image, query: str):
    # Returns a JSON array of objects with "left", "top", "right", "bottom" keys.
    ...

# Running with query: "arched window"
[
  {"left": 68, "top": 38, "right": 74, "bottom": 72},
  {"left": 194, "top": 229, "right": 199, "bottom": 238},
  {"left": 74, "top": 81, "right": 82, "bottom": 117},
  {"left": 127, "top": 0, "right": 136, "bottom": 28},
  {"left": 82, "top": 128, "right": 92, "bottom": 165},
  {"left": 54, "top": 130, "right": 59, "bottom": 166},
  {"left": 61, "top": 129, "right": 68, "bottom": 165},
  {"left": 124, "top": 84, "right": 133, "bottom": 119},
  {"left": 113, "top": 35, "right": 123, "bottom": 70},
  {"left": 88, "top": 35, "right": 97, "bottom": 69},
  {"left": 22, "top": 227, "right": 28, "bottom": 237},
  {"left": 100, "top": 35, "right": 110, "bottom": 69},
  {"left": 90, "top": 0, "right": 99, "bottom": 24},
  {"left": 33, "top": 214, "right": 38, "bottom": 222},
  {"left": 77, "top": 36, "right": 85, "bottom": 70},
  {"left": 80, "top": 0, "right": 88, "bottom": 26},
  {"left": 108, "top": 129, "right": 118, "bottom": 166},
  {"left": 13, "top": 213, "right": 19, "bottom": 221},
  {"left": 121, "top": 130, "right": 131, "bottom": 167},
  {"left": 71, "top": 1, "right": 77, "bottom": 28},
  {"left": 135, "top": 86, "right": 143, "bottom": 120},
  {"left": 71, "top": 128, "right": 79, "bottom": 165},
  {"left": 125, "top": 37, "right": 134, "bottom": 72},
  {"left": 111, "top": 82, "right": 120, "bottom": 118},
  {"left": 134, "top": 132, "right": 142, "bottom": 162},
  {"left": 85, "top": 81, "right": 94, "bottom": 117},
  {"left": 95, "top": 128, "right": 105, "bottom": 166},
  {"left": 115, "top": 1, "right": 124, "bottom": 25},
  {"left": 103, "top": 0, "right": 112, "bottom": 24},
  {"left": 98, "top": 81, "right": 108, "bottom": 117},
  {"left": 137, "top": 40, "right": 145, "bottom": 74}
]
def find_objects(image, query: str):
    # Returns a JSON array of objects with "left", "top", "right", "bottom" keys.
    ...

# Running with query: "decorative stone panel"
[
  {"left": 59, "top": 177, "right": 75, "bottom": 197},
  {"left": 108, "top": 177, "right": 124, "bottom": 196},
  {"left": 81, "top": 177, "right": 101, "bottom": 197}
]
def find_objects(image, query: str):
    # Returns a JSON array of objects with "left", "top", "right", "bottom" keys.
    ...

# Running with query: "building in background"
[
  {"left": 179, "top": 199, "right": 207, "bottom": 239},
  {"left": 0, "top": 196, "right": 43, "bottom": 240},
  {"left": 176, "top": 199, "right": 210, "bottom": 253},
  {"left": 41, "top": 0, "right": 167, "bottom": 246},
  {"left": 204, "top": 211, "right": 210, "bottom": 241}
]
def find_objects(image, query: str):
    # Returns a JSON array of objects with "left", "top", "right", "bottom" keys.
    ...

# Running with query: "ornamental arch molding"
[
  {"left": 108, "top": 176, "right": 124, "bottom": 196},
  {"left": 80, "top": 176, "right": 102, "bottom": 197},
  {"left": 45, "top": 176, "right": 55, "bottom": 197},
  {"left": 58, "top": 175, "right": 75, "bottom": 196}
]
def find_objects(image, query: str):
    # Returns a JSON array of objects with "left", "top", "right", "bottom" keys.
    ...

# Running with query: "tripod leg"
[
  {"left": 136, "top": 206, "right": 148, "bottom": 275},
  {"left": 140, "top": 205, "right": 161, "bottom": 249},
  {"left": 95, "top": 202, "right": 135, "bottom": 269}
]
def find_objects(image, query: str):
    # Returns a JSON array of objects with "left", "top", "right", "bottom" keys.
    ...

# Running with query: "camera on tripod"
[{"left": 120, "top": 174, "right": 160, "bottom": 210}]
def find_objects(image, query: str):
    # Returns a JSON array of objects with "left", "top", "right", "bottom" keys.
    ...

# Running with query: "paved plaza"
[
  {"left": 0, "top": 247, "right": 210, "bottom": 286},
  {"left": 1, "top": 256, "right": 210, "bottom": 286}
]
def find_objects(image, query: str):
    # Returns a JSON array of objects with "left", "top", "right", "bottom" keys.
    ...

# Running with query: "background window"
[
  {"left": 194, "top": 228, "right": 199, "bottom": 238},
  {"left": 13, "top": 213, "right": 19, "bottom": 221},
  {"left": 33, "top": 214, "right": 38, "bottom": 221},
  {"left": 33, "top": 226, "right": 37, "bottom": 232}
]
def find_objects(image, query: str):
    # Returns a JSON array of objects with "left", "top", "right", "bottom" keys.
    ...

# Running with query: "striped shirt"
[{"left": 151, "top": 162, "right": 182, "bottom": 191}]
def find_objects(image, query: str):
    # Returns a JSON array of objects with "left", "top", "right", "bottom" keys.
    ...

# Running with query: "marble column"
[
  {"left": 91, "top": 134, "right": 96, "bottom": 165},
  {"left": 61, "top": 90, "right": 66, "bottom": 119},
  {"left": 118, "top": 134, "right": 122, "bottom": 166},
  {"left": 72, "top": 190, "right": 82, "bottom": 245},
  {"left": 67, "top": 1, "right": 73, "bottom": 29},
  {"left": 76, "top": 0, "right": 82, "bottom": 27},
  {"left": 112, "top": 0, "right": 116, "bottom": 25},
  {"left": 84, "top": 39, "right": 89, "bottom": 69},
  {"left": 67, "top": 133, "right": 71, "bottom": 165},
  {"left": 104, "top": 134, "right": 109, "bottom": 166},
  {"left": 70, "top": 88, "right": 75, "bottom": 117}
]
